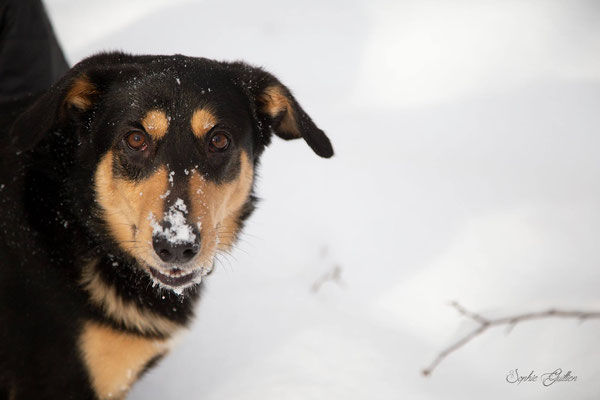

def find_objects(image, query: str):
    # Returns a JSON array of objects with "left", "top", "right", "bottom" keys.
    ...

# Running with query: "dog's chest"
[{"left": 78, "top": 322, "right": 172, "bottom": 400}]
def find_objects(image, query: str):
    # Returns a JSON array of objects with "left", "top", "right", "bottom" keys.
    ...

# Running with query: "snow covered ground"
[{"left": 45, "top": 0, "right": 600, "bottom": 398}]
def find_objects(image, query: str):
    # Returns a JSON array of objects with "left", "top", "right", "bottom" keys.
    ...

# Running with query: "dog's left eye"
[{"left": 124, "top": 131, "right": 148, "bottom": 151}]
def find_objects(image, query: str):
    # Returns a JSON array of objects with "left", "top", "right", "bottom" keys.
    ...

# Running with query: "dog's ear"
[
  {"left": 8, "top": 52, "right": 139, "bottom": 152},
  {"left": 9, "top": 69, "right": 99, "bottom": 152},
  {"left": 230, "top": 63, "right": 333, "bottom": 158}
]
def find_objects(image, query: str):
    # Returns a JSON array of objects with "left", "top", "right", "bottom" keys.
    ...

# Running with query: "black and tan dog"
[{"left": 0, "top": 52, "right": 332, "bottom": 399}]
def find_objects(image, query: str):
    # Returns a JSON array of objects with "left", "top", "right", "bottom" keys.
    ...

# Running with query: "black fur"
[{"left": 0, "top": 52, "right": 332, "bottom": 399}]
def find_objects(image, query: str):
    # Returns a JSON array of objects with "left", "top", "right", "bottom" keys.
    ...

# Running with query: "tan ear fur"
[
  {"left": 258, "top": 85, "right": 301, "bottom": 139},
  {"left": 64, "top": 75, "right": 97, "bottom": 111}
]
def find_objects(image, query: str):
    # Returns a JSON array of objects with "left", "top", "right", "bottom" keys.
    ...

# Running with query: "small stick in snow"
[{"left": 311, "top": 265, "right": 344, "bottom": 293}]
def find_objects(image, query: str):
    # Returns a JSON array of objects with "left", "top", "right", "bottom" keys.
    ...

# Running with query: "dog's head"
[{"left": 11, "top": 52, "right": 332, "bottom": 292}]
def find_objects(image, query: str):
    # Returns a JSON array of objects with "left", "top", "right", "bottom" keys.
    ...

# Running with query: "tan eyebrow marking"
[
  {"left": 141, "top": 110, "right": 169, "bottom": 140},
  {"left": 191, "top": 107, "right": 217, "bottom": 138}
]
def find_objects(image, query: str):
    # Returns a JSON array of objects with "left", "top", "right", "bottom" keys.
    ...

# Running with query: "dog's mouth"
[{"left": 148, "top": 266, "right": 202, "bottom": 288}]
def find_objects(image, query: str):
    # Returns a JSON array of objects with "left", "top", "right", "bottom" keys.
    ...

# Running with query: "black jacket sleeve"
[{"left": 0, "top": 0, "right": 68, "bottom": 102}]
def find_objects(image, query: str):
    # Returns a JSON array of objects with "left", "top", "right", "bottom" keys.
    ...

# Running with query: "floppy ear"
[
  {"left": 8, "top": 52, "right": 142, "bottom": 152},
  {"left": 8, "top": 70, "right": 98, "bottom": 152},
  {"left": 231, "top": 63, "right": 333, "bottom": 158}
]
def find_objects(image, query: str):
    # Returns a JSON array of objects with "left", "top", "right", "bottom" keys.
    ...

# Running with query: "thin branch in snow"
[
  {"left": 311, "top": 265, "right": 344, "bottom": 293},
  {"left": 422, "top": 301, "right": 600, "bottom": 377}
]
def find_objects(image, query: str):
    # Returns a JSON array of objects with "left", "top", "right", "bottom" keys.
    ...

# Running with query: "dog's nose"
[{"left": 152, "top": 236, "right": 200, "bottom": 264}]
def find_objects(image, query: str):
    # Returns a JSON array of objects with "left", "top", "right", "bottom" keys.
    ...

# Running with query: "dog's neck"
[{"left": 80, "top": 257, "right": 201, "bottom": 338}]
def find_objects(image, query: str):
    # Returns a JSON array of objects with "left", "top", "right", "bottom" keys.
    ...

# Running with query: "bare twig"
[
  {"left": 422, "top": 302, "right": 600, "bottom": 376},
  {"left": 311, "top": 265, "right": 343, "bottom": 293}
]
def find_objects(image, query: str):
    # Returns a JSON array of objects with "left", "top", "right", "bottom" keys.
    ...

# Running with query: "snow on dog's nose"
[{"left": 149, "top": 198, "right": 200, "bottom": 264}]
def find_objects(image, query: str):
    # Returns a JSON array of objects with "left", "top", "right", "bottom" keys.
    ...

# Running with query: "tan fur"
[
  {"left": 94, "top": 151, "right": 168, "bottom": 264},
  {"left": 80, "top": 261, "right": 181, "bottom": 336},
  {"left": 7, "top": 385, "right": 16, "bottom": 400},
  {"left": 65, "top": 75, "right": 97, "bottom": 110},
  {"left": 190, "top": 107, "right": 217, "bottom": 138},
  {"left": 141, "top": 110, "right": 170, "bottom": 140},
  {"left": 79, "top": 322, "right": 171, "bottom": 400},
  {"left": 95, "top": 148, "right": 253, "bottom": 283},
  {"left": 189, "top": 151, "right": 254, "bottom": 253},
  {"left": 259, "top": 86, "right": 301, "bottom": 138}
]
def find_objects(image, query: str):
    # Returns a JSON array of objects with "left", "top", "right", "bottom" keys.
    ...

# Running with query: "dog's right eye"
[
  {"left": 208, "top": 132, "right": 230, "bottom": 152},
  {"left": 124, "top": 131, "right": 148, "bottom": 151}
]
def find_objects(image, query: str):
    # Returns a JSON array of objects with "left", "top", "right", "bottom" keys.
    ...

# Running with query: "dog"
[{"left": 0, "top": 52, "right": 332, "bottom": 399}]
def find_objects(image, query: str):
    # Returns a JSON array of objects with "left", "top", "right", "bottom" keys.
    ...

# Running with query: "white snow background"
[{"left": 44, "top": 0, "right": 600, "bottom": 398}]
